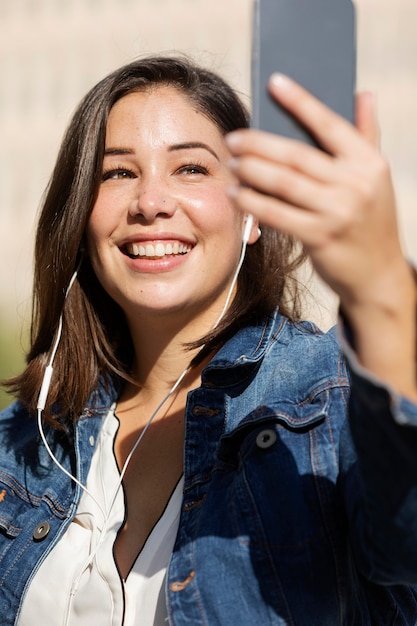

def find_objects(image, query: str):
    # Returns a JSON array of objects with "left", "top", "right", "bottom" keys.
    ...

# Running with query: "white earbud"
[
  {"left": 242, "top": 214, "right": 254, "bottom": 244},
  {"left": 37, "top": 229, "right": 254, "bottom": 616},
  {"left": 37, "top": 268, "right": 80, "bottom": 411}
]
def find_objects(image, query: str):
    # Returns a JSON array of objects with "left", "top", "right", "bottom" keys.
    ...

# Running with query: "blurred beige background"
[{"left": 0, "top": 0, "right": 416, "bottom": 382}]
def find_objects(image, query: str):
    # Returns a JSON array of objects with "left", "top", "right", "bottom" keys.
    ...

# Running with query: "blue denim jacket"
[{"left": 1, "top": 311, "right": 417, "bottom": 625}]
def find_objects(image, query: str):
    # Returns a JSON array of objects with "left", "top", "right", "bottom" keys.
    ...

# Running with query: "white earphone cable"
[{"left": 37, "top": 221, "right": 253, "bottom": 621}]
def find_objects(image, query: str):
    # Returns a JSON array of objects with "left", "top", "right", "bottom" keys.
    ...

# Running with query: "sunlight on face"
[{"left": 87, "top": 86, "right": 244, "bottom": 332}]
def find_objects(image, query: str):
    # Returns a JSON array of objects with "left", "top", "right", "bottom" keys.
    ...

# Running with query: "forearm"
[{"left": 340, "top": 260, "right": 417, "bottom": 403}]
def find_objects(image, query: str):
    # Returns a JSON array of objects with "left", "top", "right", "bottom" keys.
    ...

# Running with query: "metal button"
[
  {"left": 89, "top": 435, "right": 95, "bottom": 447},
  {"left": 33, "top": 521, "right": 51, "bottom": 541},
  {"left": 256, "top": 429, "right": 277, "bottom": 449}
]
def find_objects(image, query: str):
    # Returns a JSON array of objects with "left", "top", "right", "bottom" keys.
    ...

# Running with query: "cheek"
[
  {"left": 85, "top": 209, "right": 113, "bottom": 270},
  {"left": 85, "top": 195, "right": 116, "bottom": 249},
  {"left": 187, "top": 186, "right": 243, "bottom": 235}
]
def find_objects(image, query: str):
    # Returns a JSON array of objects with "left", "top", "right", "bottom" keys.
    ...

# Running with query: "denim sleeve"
[{"left": 339, "top": 319, "right": 417, "bottom": 586}]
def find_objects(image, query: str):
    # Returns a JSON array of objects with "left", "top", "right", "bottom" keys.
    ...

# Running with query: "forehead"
[{"left": 106, "top": 86, "right": 224, "bottom": 148}]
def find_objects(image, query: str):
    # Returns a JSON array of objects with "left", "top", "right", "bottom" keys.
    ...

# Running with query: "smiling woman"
[
  {"left": 1, "top": 54, "right": 417, "bottom": 626},
  {"left": 5, "top": 57, "right": 300, "bottom": 428},
  {"left": 87, "top": 87, "right": 250, "bottom": 329}
]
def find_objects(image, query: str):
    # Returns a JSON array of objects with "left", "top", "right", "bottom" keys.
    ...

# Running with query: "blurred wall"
[
  {"left": 0, "top": 0, "right": 416, "bottom": 374},
  {"left": 0, "top": 0, "right": 252, "bottom": 329}
]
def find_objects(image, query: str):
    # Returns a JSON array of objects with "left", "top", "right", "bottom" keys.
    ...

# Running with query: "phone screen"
[{"left": 251, "top": 0, "right": 356, "bottom": 146}]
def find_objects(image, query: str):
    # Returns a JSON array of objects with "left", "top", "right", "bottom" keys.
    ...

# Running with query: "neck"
[
  {"left": 119, "top": 339, "right": 211, "bottom": 422},
  {"left": 126, "top": 312, "right": 213, "bottom": 398}
]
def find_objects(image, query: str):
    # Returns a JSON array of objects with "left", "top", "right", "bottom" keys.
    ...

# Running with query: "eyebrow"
[
  {"left": 103, "top": 142, "right": 220, "bottom": 160},
  {"left": 104, "top": 148, "right": 134, "bottom": 156},
  {"left": 168, "top": 142, "right": 219, "bottom": 161}
]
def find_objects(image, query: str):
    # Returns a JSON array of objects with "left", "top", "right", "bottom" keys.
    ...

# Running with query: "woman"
[{"left": 0, "top": 55, "right": 416, "bottom": 625}]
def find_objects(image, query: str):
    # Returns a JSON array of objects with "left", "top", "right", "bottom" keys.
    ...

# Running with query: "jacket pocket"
[
  {"left": 0, "top": 473, "right": 39, "bottom": 539},
  {"left": 206, "top": 389, "right": 346, "bottom": 622},
  {"left": 217, "top": 387, "right": 330, "bottom": 466}
]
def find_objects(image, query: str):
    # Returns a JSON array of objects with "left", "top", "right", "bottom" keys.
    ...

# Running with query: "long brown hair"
[{"left": 7, "top": 55, "right": 305, "bottom": 427}]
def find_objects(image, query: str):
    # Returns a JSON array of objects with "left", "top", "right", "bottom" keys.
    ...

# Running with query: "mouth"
[{"left": 123, "top": 240, "right": 193, "bottom": 260}]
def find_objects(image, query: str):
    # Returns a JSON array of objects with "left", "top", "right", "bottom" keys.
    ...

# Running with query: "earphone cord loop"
[
  {"left": 98, "top": 239, "right": 248, "bottom": 542},
  {"left": 37, "top": 231, "right": 251, "bottom": 613}
]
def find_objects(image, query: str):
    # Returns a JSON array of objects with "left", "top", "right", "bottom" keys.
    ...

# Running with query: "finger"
[
  {"left": 226, "top": 128, "right": 336, "bottom": 184},
  {"left": 267, "top": 74, "right": 371, "bottom": 159},
  {"left": 229, "top": 156, "right": 329, "bottom": 213},
  {"left": 228, "top": 185, "right": 326, "bottom": 245},
  {"left": 229, "top": 187, "right": 352, "bottom": 254},
  {"left": 355, "top": 92, "right": 380, "bottom": 148}
]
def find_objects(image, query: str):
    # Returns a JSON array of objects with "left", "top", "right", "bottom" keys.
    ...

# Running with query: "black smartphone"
[{"left": 251, "top": 0, "right": 356, "bottom": 146}]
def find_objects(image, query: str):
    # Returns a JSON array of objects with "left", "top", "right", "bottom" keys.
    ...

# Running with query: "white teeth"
[
  {"left": 145, "top": 244, "right": 155, "bottom": 257},
  {"left": 126, "top": 241, "right": 191, "bottom": 258}
]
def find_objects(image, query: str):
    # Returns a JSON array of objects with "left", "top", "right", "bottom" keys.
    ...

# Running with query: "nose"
[{"left": 129, "top": 175, "right": 176, "bottom": 222}]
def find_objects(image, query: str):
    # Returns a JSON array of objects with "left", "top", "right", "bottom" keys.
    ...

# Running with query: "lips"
[{"left": 124, "top": 240, "right": 193, "bottom": 260}]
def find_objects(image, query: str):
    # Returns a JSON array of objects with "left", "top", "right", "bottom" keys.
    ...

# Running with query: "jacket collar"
[
  {"left": 201, "top": 310, "right": 286, "bottom": 387},
  {"left": 82, "top": 374, "right": 121, "bottom": 416},
  {"left": 84, "top": 310, "right": 286, "bottom": 409}
]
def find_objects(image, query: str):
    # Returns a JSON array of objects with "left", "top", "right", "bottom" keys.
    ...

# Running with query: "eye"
[
  {"left": 102, "top": 168, "right": 136, "bottom": 182},
  {"left": 176, "top": 163, "right": 209, "bottom": 176}
]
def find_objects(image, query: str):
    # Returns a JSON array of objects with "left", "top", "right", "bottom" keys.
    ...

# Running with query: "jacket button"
[
  {"left": 33, "top": 521, "right": 51, "bottom": 541},
  {"left": 256, "top": 429, "right": 277, "bottom": 449}
]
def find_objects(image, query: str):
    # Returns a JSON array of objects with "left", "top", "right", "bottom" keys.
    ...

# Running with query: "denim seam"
[
  {"left": 310, "top": 418, "right": 346, "bottom": 624},
  {"left": 188, "top": 536, "right": 209, "bottom": 626},
  {"left": 0, "top": 510, "right": 53, "bottom": 588},
  {"left": 235, "top": 461, "right": 296, "bottom": 624}
]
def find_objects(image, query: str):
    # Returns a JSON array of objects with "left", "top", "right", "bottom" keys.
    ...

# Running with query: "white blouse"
[{"left": 20, "top": 408, "right": 183, "bottom": 626}]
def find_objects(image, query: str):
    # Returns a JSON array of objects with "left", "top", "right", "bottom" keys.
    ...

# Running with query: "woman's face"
[{"left": 87, "top": 86, "right": 255, "bottom": 332}]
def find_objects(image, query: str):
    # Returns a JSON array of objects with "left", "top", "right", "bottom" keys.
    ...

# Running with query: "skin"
[
  {"left": 87, "top": 86, "right": 259, "bottom": 374},
  {"left": 226, "top": 74, "right": 417, "bottom": 402},
  {"left": 86, "top": 86, "right": 259, "bottom": 578},
  {"left": 85, "top": 78, "right": 416, "bottom": 580}
]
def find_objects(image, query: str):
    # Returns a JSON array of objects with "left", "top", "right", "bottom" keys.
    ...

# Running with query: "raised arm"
[
  {"left": 226, "top": 74, "right": 417, "bottom": 401},
  {"left": 226, "top": 74, "right": 417, "bottom": 583}
]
